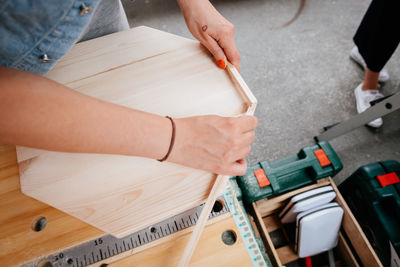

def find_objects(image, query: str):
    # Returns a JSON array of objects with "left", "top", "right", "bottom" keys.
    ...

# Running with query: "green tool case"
[
  {"left": 339, "top": 160, "right": 400, "bottom": 267},
  {"left": 235, "top": 141, "right": 343, "bottom": 205}
]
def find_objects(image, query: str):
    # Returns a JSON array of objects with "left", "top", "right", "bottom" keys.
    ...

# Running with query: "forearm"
[
  {"left": 0, "top": 66, "right": 257, "bottom": 175},
  {"left": 0, "top": 66, "right": 171, "bottom": 159}
]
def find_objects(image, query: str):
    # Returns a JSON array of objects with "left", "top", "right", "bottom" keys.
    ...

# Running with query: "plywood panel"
[{"left": 17, "top": 26, "right": 256, "bottom": 238}]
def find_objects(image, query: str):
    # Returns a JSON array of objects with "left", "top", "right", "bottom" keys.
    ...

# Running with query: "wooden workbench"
[{"left": 0, "top": 144, "right": 253, "bottom": 266}]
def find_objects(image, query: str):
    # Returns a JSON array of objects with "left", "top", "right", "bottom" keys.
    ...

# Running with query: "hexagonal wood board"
[{"left": 17, "top": 26, "right": 256, "bottom": 238}]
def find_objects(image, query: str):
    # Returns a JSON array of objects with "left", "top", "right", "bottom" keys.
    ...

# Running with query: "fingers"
[
  {"left": 230, "top": 145, "right": 252, "bottom": 162},
  {"left": 215, "top": 122, "right": 255, "bottom": 175},
  {"left": 225, "top": 117, "right": 256, "bottom": 175},
  {"left": 207, "top": 24, "right": 240, "bottom": 71},
  {"left": 198, "top": 24, "right": 240, "bottom": 71},
  {"left": 201, "top": 34, "right": 227, "bottom": 69},
  {"left": 223, "top": 133, "right": 253, "bottom": 162},
  {"left": 167, "top": 115, "right": 256, "bottom": 177},
  {"left": 235, "top": 115, "right": 258, "bottom": 133},
  {"left": 222, "top": 159, "right": 248, "bottom": 176},
  {"left": 215, "top": 32, "right": 241, "bottom": 72},
  {"left": 178, "top": 0, "right": 240, "bottom": 71}
]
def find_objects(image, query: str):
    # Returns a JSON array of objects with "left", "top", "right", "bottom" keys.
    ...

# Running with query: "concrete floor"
[{"left": 122, "top": 0, "right": 400, "bottom": 184}]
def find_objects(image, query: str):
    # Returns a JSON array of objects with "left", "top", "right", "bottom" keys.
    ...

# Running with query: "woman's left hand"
[{"left": 178, "top": 0, "right": 241, "bottom": 71}]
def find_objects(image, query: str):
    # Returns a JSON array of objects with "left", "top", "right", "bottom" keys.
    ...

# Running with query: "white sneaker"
[
  {"left": 354, "top": 83, "right": 384, "bottom": 128},
  {"left": 350, "top": 46, "right": 389, "bottom": 82}
]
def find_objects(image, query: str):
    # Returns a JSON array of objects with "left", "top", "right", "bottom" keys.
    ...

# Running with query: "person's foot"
[
  {"left": 350, "top": 46, "right": 389, "bottom": 82},
  {"left": 354, "top": 83, "right": 384, "bottom": 128}
]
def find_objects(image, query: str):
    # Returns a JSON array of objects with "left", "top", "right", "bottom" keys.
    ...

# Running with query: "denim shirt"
[
  {"left": 0, "top": 0, "right": 128, "bottom": 75},
  {"left": 0, "top": 0, "right": 103, "bottom": 75}
]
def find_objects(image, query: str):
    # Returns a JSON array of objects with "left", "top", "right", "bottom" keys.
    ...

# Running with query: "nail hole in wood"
[
  {"left": 221, "top": 230, "right": 237, "bottom": 245},
  {"left": 31, "top": 216, "right": 47, "bottom": 232},
  {"left": 37, "top": 260, "right": 53, "bottom": 267},
  {"left": 150, "top": 226, "right": 157, "bottom": 233},
  {"left": 386, "top": 103, "right": 392, "bottom": 109},
  {"left": 212, "top": 199, "right": 224, "bottom": 213}
]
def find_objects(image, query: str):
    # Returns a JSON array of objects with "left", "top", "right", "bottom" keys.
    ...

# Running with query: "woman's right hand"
[{"left": 168, "top": 115, "right": 258, "bottom": 176}]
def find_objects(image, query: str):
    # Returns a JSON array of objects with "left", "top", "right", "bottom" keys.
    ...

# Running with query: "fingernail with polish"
[{"left": 217, "top": 59, "right": 226, "bottom": 69}]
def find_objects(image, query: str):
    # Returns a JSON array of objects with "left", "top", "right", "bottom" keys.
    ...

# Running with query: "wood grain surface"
[
  {"left": 103, "top": 214, "right": 252, "bottom": 267},
  {"left": 0, "top": 145, "right": 252, "bottom": 266},
  {"left": 16, "top": 26, "right": 255, "bottom": 238},
  {"left": 177, "top": 63, "right": 256, "bottom": 266},
  {"left": 0, "top": 144, "right": 104, "bottom": 266}
]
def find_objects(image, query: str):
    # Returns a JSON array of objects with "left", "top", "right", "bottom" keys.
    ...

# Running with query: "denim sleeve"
[{"left": 0, "top": 0, "right": 100, "bottom": 75}]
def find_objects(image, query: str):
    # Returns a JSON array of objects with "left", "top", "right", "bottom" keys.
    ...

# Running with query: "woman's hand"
[
  {"left": 168, "top": 115, "right": 258, "bottom": 176},
  {"left": 178, "top": 0, "right": 241, "bottom": 71}
]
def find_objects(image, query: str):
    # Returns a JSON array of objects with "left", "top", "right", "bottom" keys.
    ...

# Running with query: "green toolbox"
[
  {"left": 235, "top": 141, "right": 343, "bottom": 205},
  {"left": 339, "top": 160, "right": 400, "bottom": 267}
]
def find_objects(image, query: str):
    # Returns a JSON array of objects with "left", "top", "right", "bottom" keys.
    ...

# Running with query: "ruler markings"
[
  {"left": 225, "top": 180, "right": 270, "bottom": 267},
  {"left": 24, "top": 196, "right": 229, "bottom": 267}
]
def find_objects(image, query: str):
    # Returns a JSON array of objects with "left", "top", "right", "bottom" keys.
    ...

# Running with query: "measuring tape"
[
  {"left": 225, "top": 179, "right": 270, "bottom": 267},
  {"left": 24, "top": 182, "right": 270, "bottom": 267}
]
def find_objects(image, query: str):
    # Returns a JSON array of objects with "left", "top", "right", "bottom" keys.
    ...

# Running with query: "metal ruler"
[
  {"left": 23, "top": 197, "right": 229, "bottom": 267},
  {"left": 24, "top": 182, "right": 271, "bottom": 267}
]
